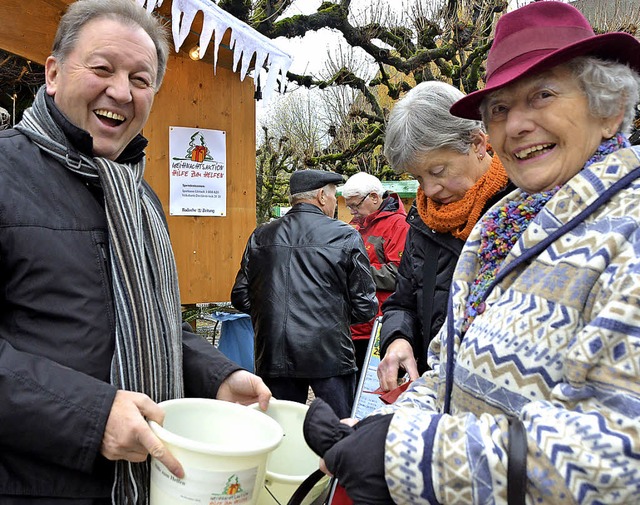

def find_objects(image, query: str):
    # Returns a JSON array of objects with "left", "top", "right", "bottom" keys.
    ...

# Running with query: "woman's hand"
[
  {"left": 303, "top": 398, "right": 394, "bottom": 504},
  {"left": 377, "top": 338, "right": 419, "bottom": 391}
]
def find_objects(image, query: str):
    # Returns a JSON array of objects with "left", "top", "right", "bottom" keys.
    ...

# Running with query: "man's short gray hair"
[
  {"left": 52, "top": 0, "right": 170, "bottom": 89},
  {"left": 384, "top": 81, "right": 485, "bottom": 174},
  {"left": 289, "top": 188, "right": 321, "bottom": 205},
  {"left": 341, "top": 172, "right": 384, "bottom": 199}
]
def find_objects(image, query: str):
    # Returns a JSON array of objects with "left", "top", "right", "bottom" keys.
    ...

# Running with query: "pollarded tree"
[
  {"left": 255, "top": 125, "right": 296, "bottom": 224},
  {"left": 255, "top": 89, "right": 331, "bottom": 224},
  {"left": 227, "top": 0, "right": 640, "bottom": 173},
  {"left": 263, "top": 88, "right": 330, "bottom": 161},
  {"left": 249, "top": 0, "right": 513, "bottom": 171}
]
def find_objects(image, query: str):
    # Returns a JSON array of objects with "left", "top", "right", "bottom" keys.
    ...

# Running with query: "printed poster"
[
  {"left": 169, "top": 126, "right": 227, "bottom": 216},
  {"left": 351, "top": 317, "right": 384, "bottom": 420}
]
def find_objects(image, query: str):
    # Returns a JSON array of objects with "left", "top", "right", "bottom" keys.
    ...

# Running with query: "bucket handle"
[{"left": 286, "top": 469, "right": 328, "bottom": 505}]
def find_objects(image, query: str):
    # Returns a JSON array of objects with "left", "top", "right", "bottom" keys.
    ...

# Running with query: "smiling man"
[
  {"left": 45, "top": 16, "right": 158, "bottom": 161},
  {"left": 0, "top": 1, "right": 273, "bottom": 503}
]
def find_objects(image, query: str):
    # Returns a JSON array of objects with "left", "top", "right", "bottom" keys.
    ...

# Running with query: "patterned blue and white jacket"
[{"left": 377, "top": 146, "right": 640, "bottom": 504}]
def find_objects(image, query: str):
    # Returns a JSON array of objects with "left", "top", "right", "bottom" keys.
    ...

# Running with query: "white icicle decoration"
[{"left": 135, "top": 0, "right": 292, "bottom": 101}]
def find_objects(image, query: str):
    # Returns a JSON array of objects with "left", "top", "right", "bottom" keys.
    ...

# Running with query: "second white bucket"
[
  {"left": 149, "top": 398, "right": 284, "bottom": 505},
  {"left": 250, "top": 399, "right": 331, "bottom": 505}
]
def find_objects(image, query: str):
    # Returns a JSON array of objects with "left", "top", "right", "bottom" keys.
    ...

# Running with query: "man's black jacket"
[{"left": 231, "top": 203, "right": 378, "bottom": 378}]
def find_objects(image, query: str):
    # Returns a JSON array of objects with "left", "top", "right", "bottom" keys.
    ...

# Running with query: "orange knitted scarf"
[{"left": 416, "top": 155, "right": 508, "bottom": 240}]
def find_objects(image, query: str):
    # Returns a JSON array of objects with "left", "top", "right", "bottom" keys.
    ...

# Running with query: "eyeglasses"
[{"left": 346, "top": 193, "right": 369, "bottom": 211}]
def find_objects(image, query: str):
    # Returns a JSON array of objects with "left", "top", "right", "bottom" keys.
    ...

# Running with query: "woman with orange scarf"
[{"left": 377, "top": 81, "right": 514, "bottom": 390}]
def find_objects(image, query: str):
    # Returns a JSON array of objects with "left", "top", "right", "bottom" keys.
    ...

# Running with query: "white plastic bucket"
[
  {"left": 149, "top": 398, "right": 284, "bottom": 505},
  {"left": 250, "top": 400, "right": 331, "bottom": 505}
]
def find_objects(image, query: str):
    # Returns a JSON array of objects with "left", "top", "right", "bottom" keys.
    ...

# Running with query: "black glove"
[{"left": 303, "top": 398, "right": 394, "bottom": 505}]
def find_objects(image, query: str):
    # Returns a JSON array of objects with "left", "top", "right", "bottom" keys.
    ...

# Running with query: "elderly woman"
[
  {"left": 377, "top": 81, "right": 513, "bottom": 390},
  {"left": 303, "top": 2, "right": 640, "bottom": 504}
]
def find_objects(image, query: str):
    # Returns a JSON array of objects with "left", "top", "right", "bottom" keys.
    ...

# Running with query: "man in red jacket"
[{"left": 341, "top": 173, "right": 409, "bottom": 383}]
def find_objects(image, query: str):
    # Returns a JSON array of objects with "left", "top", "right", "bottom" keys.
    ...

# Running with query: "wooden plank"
[
  {"left": 0, "top": 0, "right": 238, "bottom": 71},
  {"left": 0, "top": 0, "right": 70, "bottom": 64}
]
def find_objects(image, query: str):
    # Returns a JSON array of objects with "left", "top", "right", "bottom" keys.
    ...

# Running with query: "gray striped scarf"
[{"left": 16, "top": 86, "right": 184, "bottom": 504}]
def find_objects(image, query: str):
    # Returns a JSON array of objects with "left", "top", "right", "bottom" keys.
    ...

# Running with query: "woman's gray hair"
[
  {"left": 341, "top": 172, "right": 384, "bottom": 199},
  {"left": 384, "top": 81, "right": 485, "bottom": 174},
  {"left": 479, "top": 56, "right": 640, "bottom": 134},
  {"left": 569, "top": 56, "right": 640, "bottom": 134},
  {"left": 52, "top": 0, "right": 170, "bottom": 89}
]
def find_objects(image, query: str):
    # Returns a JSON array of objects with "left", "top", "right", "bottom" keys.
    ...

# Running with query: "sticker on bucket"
[{"left": 151, "top": 459, "right": 258, "bottom": 504}]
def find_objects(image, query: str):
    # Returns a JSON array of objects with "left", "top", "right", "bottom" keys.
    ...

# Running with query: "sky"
[{"left": 276, "top": 0, "right": 406, "bottom": 74}]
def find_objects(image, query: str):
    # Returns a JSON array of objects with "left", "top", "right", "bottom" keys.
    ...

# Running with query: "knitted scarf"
[
  {"left": 16, "top": 87, "right": 184, "bottom": 505},
  {"left": 416, "top": 154, "right": 509, "bottom": 240},
  {"left": 463, "top": 133, "right": 631, "bottom": 330}
]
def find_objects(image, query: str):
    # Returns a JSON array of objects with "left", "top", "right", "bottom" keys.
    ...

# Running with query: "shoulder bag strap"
[
  {"left": 508, "top": 416, "right": 527, "bottom": 505},
  {"left": 419, "top": 239, "right": 437, "bottom": 373}
]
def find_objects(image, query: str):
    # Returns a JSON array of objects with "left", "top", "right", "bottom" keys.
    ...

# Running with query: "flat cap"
[{"left": 290, "top": 170, "right": 344, "bottom": 195}]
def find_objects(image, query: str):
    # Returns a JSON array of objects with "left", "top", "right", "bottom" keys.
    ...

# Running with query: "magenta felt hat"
[{"left": 450, "top": 1, "right": 640, "bottom": 120}]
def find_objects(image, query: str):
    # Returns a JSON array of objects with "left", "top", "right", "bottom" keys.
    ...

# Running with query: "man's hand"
[
  {"left": 216, "top": 370, "right": 271, "bottom": 411},
  {"left": 101, "top": 390, "right": 184, "bottom": 478},
  {"left": 377, "top": 338, "right": 419, "bottom": 391}
]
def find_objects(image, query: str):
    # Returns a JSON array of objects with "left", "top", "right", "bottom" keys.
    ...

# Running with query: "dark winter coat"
[
  {"left": 231, "top": 203, "right": 378, "bottom": 378},
  {"left": 0, "top": 110, "right": 241, "bottom": 502},
  {"left": 380, "top": 184, "right": 514, "bottom": 373}
]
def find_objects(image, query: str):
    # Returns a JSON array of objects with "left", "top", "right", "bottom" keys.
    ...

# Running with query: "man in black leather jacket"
[
  {"left": 0, "top": 1, "right": 271, "bottom": 502},
  {"left": 231, "top": 170, "right": 378, "bottom": 418}
]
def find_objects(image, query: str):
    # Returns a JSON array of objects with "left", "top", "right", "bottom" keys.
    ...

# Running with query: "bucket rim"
[
  {"left": 149, "top": 398, "right": 284, "bottom": 457},
  {"left": 250, "top": 399, "right": 324, "bottom": 481},
  {"left": 248, "top": 398, "right": 310, "bottom": 412},
  {"left": 265, "top": 469, "right": 331, "bottom": 485}
]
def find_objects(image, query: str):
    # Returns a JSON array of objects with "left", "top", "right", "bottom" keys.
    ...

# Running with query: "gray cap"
[{"left": 289, "top": 170, "right": 344, "bottom": 195}]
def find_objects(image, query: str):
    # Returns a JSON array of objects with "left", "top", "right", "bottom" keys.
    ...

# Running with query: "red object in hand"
[
  {"left": 327, "top": 380, "right": 412, "bottom": 504},
  {"left": 379, "top": 380, "right": 412, "bottom": 404}
]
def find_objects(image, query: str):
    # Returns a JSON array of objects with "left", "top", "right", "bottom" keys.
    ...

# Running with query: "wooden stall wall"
[
  {"left": 145, "top": 52, "right": 257, "bottom": 303},
  {"left": 1, "top": 0, "right": 258, "bottom": 304},
  {"left": 2, "top": 0, "right": 62, "bottom": 63}
]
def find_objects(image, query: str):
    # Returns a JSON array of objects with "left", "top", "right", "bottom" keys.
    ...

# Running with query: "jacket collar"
[{"left": 289, "top": 202, "right": 328, "bottom": 216}]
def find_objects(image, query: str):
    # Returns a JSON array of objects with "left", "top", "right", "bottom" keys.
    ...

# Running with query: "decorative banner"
[{"left": 169, "top": 126, "right": 227, "bottom": 216}]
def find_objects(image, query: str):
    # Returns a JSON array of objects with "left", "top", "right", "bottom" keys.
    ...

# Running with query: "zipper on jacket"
[{"left": 96, "top": 239, "right": 112, "bottom": 285}]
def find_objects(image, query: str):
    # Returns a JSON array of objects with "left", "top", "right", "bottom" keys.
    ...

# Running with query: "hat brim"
[{"left": 450, "top": 32, "right": 640, "bottom": 120}]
